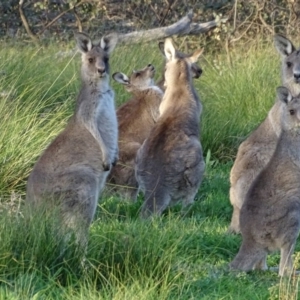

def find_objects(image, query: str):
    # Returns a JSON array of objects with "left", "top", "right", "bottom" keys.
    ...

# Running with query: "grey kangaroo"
[
  {"left": 228, "top": 35, "right": 300, "bottom": 233},
  {"left": 107, "top": 64, "right": 163, "bottom": 201},
  {"left": 230, "top": 86, "right": 300, "bottom": 277},
  {"left": 26, "top": 32, "right": 118, "bottom": 246},
  {"left": 135, "top": 38, "right": 205, "bottom": 218}
]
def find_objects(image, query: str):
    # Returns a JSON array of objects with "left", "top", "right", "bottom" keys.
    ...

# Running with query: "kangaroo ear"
[
  {"left": 164, "top": 38, "right": 176, "bottom": 61},
  {"left": 74, "top": 32, "right": 93, "bottom": 53},
  {"left": 277, "top": 86, "right": 292, "bottom": 104},
  {"left": 189, "top": 48, "right": 204, "bottom": 63},
  {"left": 274, "top": 35, "right": 296, "bottom": 57},
  {"left": 112, "top": 72, "right": 130, "bottom": 85},
  {"left": 100, "top": 33, "right": 118, "bottom": 54}
]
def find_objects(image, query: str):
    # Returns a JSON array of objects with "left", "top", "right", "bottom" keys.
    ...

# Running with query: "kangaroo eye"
[
  {"left": 135, "top": 72, "right": 141, "bottom": 77},
  {"left": 290, "top": 109, "right": 295, "bottom": 115},
  {"left": 88, "top": 58, "right": 94, "bottom": 63},
  {"left": 287, "top": 62, "right": 292, "bottom": 68}
]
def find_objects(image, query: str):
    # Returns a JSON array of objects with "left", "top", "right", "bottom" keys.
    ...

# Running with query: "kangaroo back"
[{"left": 135, "top": 38, "right": 205, "bottom": 218}]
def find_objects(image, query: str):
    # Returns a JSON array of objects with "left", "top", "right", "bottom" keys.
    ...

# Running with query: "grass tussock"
[
  {"left": 199, "top": 45, "right": 281, "bottom": 160},
  {"left": 0, "top": 39, "right": 299, "bottom": 299}
]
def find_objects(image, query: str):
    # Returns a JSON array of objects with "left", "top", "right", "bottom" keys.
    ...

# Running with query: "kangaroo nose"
[
  {"left": 98, "top": 68, "right": 105, "bottom": 74},
  {"left": 294, "top": 72, "right": 300, "bottom": 80},
  {"left": 192, "top": 67, "right": 202, "bottom": 79},
  {"left": 148, "top": 64, "right": 155, "bottom": 71}
]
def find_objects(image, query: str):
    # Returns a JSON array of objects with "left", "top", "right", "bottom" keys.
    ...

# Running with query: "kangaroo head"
[
  {"left": 274, "top": 35, "right": 300, "bottom": 95},
  {"left": 75, "top": 32, "right": 118, "bottom": 84},
  {"left": 163, "top": 38, "right": 203, "bottom": 88},
  {"left": 277, "top": 86, "right": 300, "bottom": 130},
  {"left": 112, "top": 64, "right": 156, "bottom": 93},
  {"left": 158, "top": 41, "right": 203, "bottom": 79}
]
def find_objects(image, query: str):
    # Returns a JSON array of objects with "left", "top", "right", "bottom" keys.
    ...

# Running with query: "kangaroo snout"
[
  {"left": 194, "top": 68, "right": 202, "bottom": 78},
  {"left": 103, "top": 162, "right": 111, "bottom": 171},
  {"left": 294, "top": 72, "right": 300, "bottom": 81},
  {"left": 192, "top": 65, "right": 202, "bottom": 78},
  {"left": 148, "top": 64, "right": 155, "bottom": 71},
  {"left": 147, "top": 64, "right": 156, "bottom": 77},
  {"left": 98, "top": 68, "right": 106, "bottom": 75}
]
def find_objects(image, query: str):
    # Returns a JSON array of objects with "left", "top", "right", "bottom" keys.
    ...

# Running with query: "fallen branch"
[
  {"left": 117, "top": 10, "right": 228, "bottom": 44},
  {"left": 187, "top": 15, "right": 229, "bottom": 35},
  {"left": 118, "top": 10, "right": 194, "bottom": 44}
]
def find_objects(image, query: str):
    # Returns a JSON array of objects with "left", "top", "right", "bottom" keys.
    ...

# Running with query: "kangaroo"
[
  {"left": 228, "top": 35, "right": 300, "bottom": 234},
  {"left": 156, "top": 41, "right": 202, "bottom": 91},
  {"left": 26, "top": 32, "right": 118, "bottom": 246},
  {"left": 106, "top": 64, "right": 163, "bottom": 201},
  {"left": 230, "top": 86, "right": 300, "bottom": 277},
  {"left": 135, "top": 38, "right": 205, "bottom": 218}
]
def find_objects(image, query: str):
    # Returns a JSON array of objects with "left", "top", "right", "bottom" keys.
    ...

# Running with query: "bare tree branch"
[
  {"left": 160, "top": 0, "right": 179, "bottom": 26},
  {"left": 19, "top": 0, "right": 38, "bottom": 42},
  {"left": 19, "top": 0, "right": 87, "bottom": 40},
  {"left": 38, "top": 1, "right": 86, "bottom": 35},
  {"left": 258, "top": 13, "right": 274, "bottom": 34},
  {"left": 73, "top": 7, "right": 83, "bottom": 33}
]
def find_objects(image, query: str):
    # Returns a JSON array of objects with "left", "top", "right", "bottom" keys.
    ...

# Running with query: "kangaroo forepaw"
[
  {"left": 112, "top": 156, "right": 118, "bottom": 166},
  {"left": 226, "top": 225, "right": 241, "bottom": 235},
  {"left": 102, "top": 162, "right": 111, "bottom": 171}
]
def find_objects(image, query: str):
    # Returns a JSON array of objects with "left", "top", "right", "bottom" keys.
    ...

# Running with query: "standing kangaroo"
[
  {"left": 107, "top": 64, "right": 163, "bottom": 201},
  {"left": 228, "top": 35, "right": 300, "bottom": 234},
  {"left": 26, "top": 32, "right": 118, "bottom": 245},
  {"left": 156, "top": 41, "right": 202, "bottom": 91},
  {"left": 135, "top": 38, "right": 205, "bottom": 218},
  {"left": 230, "top": 87, "right": 300, "bottom": 277}
]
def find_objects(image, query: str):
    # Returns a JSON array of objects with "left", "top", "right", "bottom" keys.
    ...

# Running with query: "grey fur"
[
  {"left": 26, "top": 32, "right": 118, "bottom": 246},
  {"left": 228, "top": 35, "right": 300, "bottom": 234},
  {"left": 230, "top": 87, "right": 300, "bottom": 277},
  {"left": 107, "top": 64, "right": 163, "bottom": 201},
  {"left": 135, "top": 38, "right": 205, "bottom": 218}
]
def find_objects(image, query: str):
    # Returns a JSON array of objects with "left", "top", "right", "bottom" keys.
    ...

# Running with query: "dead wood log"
[
  {"left": 188, "top": 15, "right": 228, "bottom": 35},
  {"left": 117, "top": 10, "right": 228, "bottom": 44}
]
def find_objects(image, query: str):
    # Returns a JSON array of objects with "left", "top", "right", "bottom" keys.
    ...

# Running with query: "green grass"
[
  {"left": 199, "top": 43, "right": 281, "bottom": 160},
  {"left": 1, "top": 163, "right": 297, "bottom": 299},
  {"left": 0, "top": 39, "right": 299, "bottom": 299}
]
